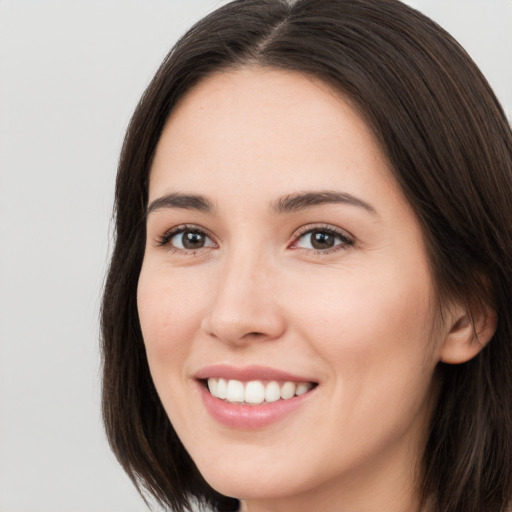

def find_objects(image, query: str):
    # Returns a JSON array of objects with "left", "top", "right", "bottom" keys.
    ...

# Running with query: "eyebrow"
[
  {"left": 270, "top": 191, "right": 377, "bottom": 215},
  {"left": 146, "top": 190, "right": 377, "bottom": 216},
  {"left": 147, "top": 192, "right": 213, "bottom": 215}
]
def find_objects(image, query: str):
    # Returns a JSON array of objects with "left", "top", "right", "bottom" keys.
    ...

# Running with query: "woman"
[{"left": 101, "top": 0, "right": 512, "bottom": 511}]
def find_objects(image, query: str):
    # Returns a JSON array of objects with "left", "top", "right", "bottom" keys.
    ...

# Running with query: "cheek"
[
  {"left": 288, "top": 260, "right": 438, "bottom": 380},
  {"left": 136, "top": 263, "right": 212, "bottom": 432},
  {"left": 288, "top": 267, "right": 439, "bottom": 452},
  {"left": 137, "top": 264, "right": 207, "bottom": 365}
]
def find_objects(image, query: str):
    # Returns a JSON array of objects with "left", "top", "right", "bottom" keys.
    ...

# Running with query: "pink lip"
[
  {"left": 198, "top": 384, "right": 315, "bottom": 429},
  {"left": 194, "top": 364, "right": 315, "bottom": 383},
  {"left": 194, "top": 365, "right": 318, "bottom": 430}
]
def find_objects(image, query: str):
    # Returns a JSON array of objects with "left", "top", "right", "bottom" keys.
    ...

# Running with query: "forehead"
[{"left": 149, "top": 67, "right": 399, "bottom": 210}]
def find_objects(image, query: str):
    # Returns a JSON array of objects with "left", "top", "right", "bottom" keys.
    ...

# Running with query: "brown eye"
[
  {"left": 294, "top": 227, "right": 353, "bottom": 252},
  {"left": 169, "top": 229, "right": 215, "bottom": 250},
  {"left": 310, "top": 231, "right": 336, "bottom": 249}
]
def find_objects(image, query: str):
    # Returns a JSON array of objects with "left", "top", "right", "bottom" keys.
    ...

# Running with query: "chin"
[
  {"left": 203, "top": 472, "right": 305, "bottom": 503},
  {"left": 191, "top": 448, "right": 322, "bottom": 503}
]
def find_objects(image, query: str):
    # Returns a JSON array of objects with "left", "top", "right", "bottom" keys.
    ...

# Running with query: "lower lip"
[{"left": 198, "top": 382, "right": 315, "bottom": 430}]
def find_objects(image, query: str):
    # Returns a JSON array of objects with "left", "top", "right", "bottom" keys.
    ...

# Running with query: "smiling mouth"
[{"left": 204, "top": 378, "right": 317, "bottom": 405}]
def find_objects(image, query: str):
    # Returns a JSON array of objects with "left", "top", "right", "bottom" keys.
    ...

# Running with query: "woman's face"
[{"left": 138, "top": 68, "right": 452, "bottom": 510}]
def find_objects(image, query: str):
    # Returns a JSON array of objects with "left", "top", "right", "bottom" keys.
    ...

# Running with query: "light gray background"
[{"left": 0, "top": 1, "right": 510, "bottom": 511}]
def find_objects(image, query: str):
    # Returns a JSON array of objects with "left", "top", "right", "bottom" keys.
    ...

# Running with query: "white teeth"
[
  {"left": 226, "top": 379, "right": 245, "bottom": 403},
  {"left": 264, "top": 381, "right": 281, "bottom": 403},
  {"left": 296, "top": 382, "right": 312, "bottom": 396},
  {"left": 217, "top": 378, "right": 228, "bottom": 399},
  {"left": 207, "top": 378, "right": 218, "bottom": 396},
  {"left": 280, "top": 381, "right": 296, "bottom": 399},
  {"left": 244, "top": 381, "right": 265, "bottom": 404},
  {"left": 206, "top": 378, "right": 314, "bottom": 404}
]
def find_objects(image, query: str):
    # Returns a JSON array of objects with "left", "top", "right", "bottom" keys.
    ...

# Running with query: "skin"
[{"left": 137, "top": 68, "right": 488, "bottom": 512}]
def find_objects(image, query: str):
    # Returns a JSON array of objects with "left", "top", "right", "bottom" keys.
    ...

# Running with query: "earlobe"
[{"left": 439, "top": 302, "right": 498, "bottom": 364}]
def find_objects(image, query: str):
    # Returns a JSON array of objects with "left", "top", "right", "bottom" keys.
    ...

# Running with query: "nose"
[{"left": 201, "top": 250, "right": 286, "bottom": 347}]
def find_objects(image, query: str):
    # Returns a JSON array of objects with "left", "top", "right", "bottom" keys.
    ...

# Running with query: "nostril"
[{"left": 201, "top": 300, "right": 287, "bottom": 346}]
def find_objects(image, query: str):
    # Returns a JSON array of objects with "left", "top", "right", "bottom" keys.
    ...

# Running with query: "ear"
[{"left": 440, "top": 300, "right": 497, "bottom": 364}]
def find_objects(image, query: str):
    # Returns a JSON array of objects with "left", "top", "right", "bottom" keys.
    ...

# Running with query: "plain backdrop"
[{"left": 0, "top": 1, "right": 510, "bottom": 511}]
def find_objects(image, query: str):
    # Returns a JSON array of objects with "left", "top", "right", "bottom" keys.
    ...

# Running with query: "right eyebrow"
[
  {"left": 146, "top": 192, "right": 214, "bottom": 215},
  {"left": 270, "top": 190, "right": 377, "bottom": 216}
]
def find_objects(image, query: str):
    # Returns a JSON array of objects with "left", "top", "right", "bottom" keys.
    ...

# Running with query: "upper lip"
[{"left": 194, "top": 364, "right": 317, "bottom": 383}]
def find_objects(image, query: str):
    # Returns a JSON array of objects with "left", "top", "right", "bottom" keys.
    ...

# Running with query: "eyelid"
[
  {"left": 153, "top": 222, "right": 354, "bottom": 255},
  {"left": 289, "top": 224, "right": 355, "bottom": 253},
  {"left": 155, "top": 223, "right": 218, "bottom": 253}
]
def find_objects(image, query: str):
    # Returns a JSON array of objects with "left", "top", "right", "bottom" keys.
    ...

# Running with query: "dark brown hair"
[{"left": 101, "top": 1, "right": 512, "bottom": 510}]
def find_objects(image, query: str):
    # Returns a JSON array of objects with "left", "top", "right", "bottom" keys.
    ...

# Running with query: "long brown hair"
[{"left": 101, "top": 1, "right": 512, "bottom": 510}]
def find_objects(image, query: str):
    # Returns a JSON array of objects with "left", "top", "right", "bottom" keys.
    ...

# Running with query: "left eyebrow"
[
  {"left": 146, "top": 192, "right": 214, "bottom": 215},
  {"left": 270, "top": 190, "right": 377, "bottom": 215}
]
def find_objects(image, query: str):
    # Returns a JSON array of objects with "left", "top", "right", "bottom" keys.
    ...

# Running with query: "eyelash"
[
  {"left": 155, "top": 223, "right": 354, "bottom": 255},
  {"left": 156, "top": 224, "right": 217, "bottom": 254},
  {"left": 290, "top": 224, "right": 355, "bottom": 255}
]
